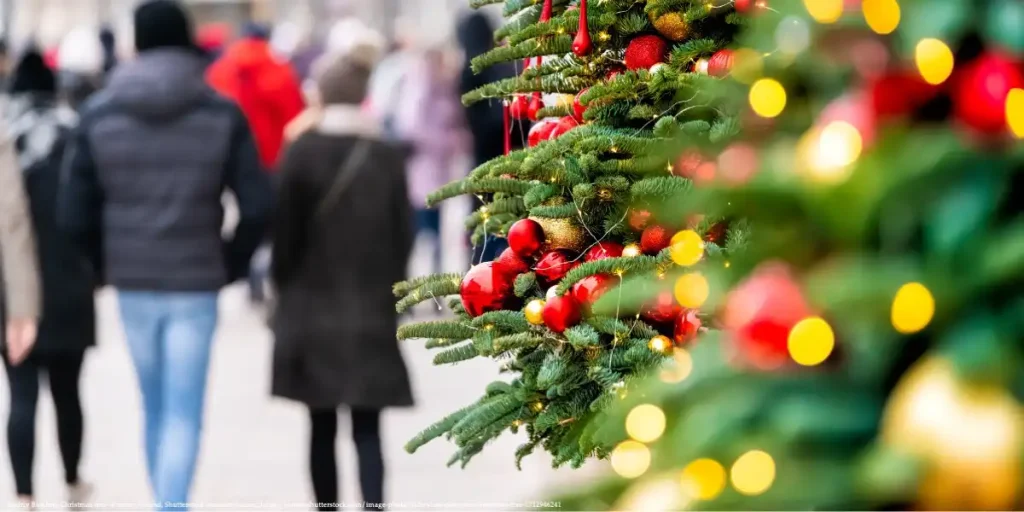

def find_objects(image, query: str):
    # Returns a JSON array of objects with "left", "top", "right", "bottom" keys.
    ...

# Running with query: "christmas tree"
[
  {"left": 394, "top": 0, "right": 751, "bottom": 467},
  {"left": 555, "top": 0, "right": 1024, "bottom": 509}
]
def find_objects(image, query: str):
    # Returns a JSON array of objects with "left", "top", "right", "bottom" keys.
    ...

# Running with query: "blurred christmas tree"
[
  {"left": 556, "top": 0, "right": 1024, "bottom": 509},
  {"left": 394, "top": 0, "right": 754, "bottom": 467}
]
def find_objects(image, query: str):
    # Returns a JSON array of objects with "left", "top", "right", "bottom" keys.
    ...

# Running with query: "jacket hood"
[
  {"left": 219, "top": 39, "right": 279, "bottom": 72},
  {"left": 105, "top": 48, "right": 209, "bottom": 120}
]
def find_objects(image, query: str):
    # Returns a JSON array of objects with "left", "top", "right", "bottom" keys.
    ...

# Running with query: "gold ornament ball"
[
  {"left": 530, "top": 216, "right": 588, "bottom": 253},
  {"left": 881, "top": 357, "right": 1024, "bottom": 510},
  {"left": 649, "top": 11, "right": 689, "bottom": 41},
  {"left": 525, "top": 299, "right": 546, "bottom": 325},
  {"left": 648, "top": 335, "right": 674, "bottom": 355},
  {"left": 530, "top": 401, "right": 546, "bottom": 413}
]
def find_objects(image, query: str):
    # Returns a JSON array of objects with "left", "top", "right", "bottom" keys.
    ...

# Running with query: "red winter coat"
[{"left": 207, "top": 39, "right": 304, "bottom": 170}]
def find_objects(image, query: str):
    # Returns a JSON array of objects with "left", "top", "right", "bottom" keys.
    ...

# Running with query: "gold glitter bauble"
[
  {"left": 530, "top": 216, "right": 588, "bottom": 253},
  {"left": 525, "top": 299, "right": 546, "bottom": 325},
  {"left": 649, "top": 11, "right": 689, "bottom": 42},
  {"left": 881, "top": 357, "right": 1024, "bottom": 510}
]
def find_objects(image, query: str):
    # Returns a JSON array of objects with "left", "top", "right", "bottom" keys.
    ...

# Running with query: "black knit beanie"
[
  {"left": 134, "top": 0, "right": 194, "bottom": 52},
  {"left": 9, "top": 50, "right": 56, "bottom": 95}
]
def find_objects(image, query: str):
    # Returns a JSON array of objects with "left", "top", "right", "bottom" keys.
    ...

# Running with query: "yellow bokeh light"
[
  {"left": 891, "top": 282, "right": 935, "bottom": 334},
  {"left": 800, "top": 121, "right": 863, "bottom": 183},
  {"left": 749, "top": 79, "right": 787, "bottom": 118},
  {"left": 680, "top": 458, "right": 727, "bottom": 501},
  {"left": 788, "top": 317, "right": 835, "bottom": 366},
  {"left": 915, "top": 38, "right": 955, "bottom": 85},
  {"left": 626, "top": 404, "right": 667, "bottom": 443},
  {"left": 1008, "top": 88, "right": 1024, "bottom": 139},
  {"left": 804, "top": 0, "right": 843, "bottom": 24},
  {"left": 730, "top": 450, "right": 776, "bottom": 496},
  {"left": 675, "top": 273, "right": 710, "bottom": 309},
  {"left": 660, "top": 348, "right": 694, "bottom": 383},
  {"left": 670, "top": 230, "right": 705, "bottom": 266},
  {"left": 611, "top": 441, "right": 652, "bottom": 479},
  {"left": 862, "top": 0, "right": 901, "bottom": 34}
]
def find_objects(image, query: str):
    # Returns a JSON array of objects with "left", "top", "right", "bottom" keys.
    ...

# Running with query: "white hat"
[{"left": 58, "top": 27, "right": 104, "bottom": 75}]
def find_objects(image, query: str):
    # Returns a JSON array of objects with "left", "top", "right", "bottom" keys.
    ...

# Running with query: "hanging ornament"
[
  {"left": 528, "top": 92, "right": 544, "bottom": 121},
  {"left": 528, "top": 118, "right": 560, "bottom": 147},
  {"left": 625, "top": 35, "right": 669, "bottom": 70},
  {"left": 641, "top": 225, "right": 672, "bottom": 254},
  {"left": 629, "top": 209, "right": 653, "bottom": 231},
  {"left": 585, "top": 241, "right": 624, "bottom": 261},
  {"left": 495, "top": 247, "right": 531, "bottom": 277},
  {"left": 572, "top": 0, "right": 593, "bottom": 56},
  {"left": 508, "top": 219, "right": 546, "bottom": 258},
  {"left": 707, "top": 49, "right": 735, "bottom": 77},
  {"left": 953, "top": 52, "right": 1024, "bottom": 134},
  {"left": 548, "top": 116, "right": 580, "bottom": 140},
  {"left": 642, "top": 291, "right": 683, "bottom": 324},
  {"left": 535, "top": 250, "right": 574, "bottom": 284},
  {"left": 532, "top": 216, "right": 588, "bottom": 252},
  {"left": 648, "top": 335, "right": 674, "bottom": 355},
  {"left": 543, "top": 294, "right": 583, "bottom": 333},
  {"left": 649, "top": 11, "right": 689, "bottom": 41},
  {"left": 509, "top": 95, "right": 531, "bottom": 120},
  {"left": 735, "top": 0, "right": 769, "bottom": 13},
  {"left": 572, "top": 274, "right": 615, "bottom": 308},
  {"left": 572, "top": 88, "right": 590, "bottom": 122},
  {"left": 525, "top": 299, "right": 547, "bottom": 325},
  {"left": 674, "top": 309, "right": 702, "bottom": 345},
  {"left": 461, "top": 262, "right": 516, "bottom": 317},
  {"left": 693, "top": 58, "right": 710, "bottom": 75},
  {"left": 722, "top": 262, "right": 811, "bottom": 369},
  {"left": 868, "top": 71, "right": 939, "bottom": 120},
  {"left": 540, "top": 0, "right": 554, "bottom": 22}
]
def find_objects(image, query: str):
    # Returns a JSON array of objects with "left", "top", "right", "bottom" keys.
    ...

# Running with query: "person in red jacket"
[{"left": 207, "top": 24, "right": 304, "bottom": 170}]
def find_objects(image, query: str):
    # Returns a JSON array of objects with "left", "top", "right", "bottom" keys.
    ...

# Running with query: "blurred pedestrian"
[
  {"left": 270, "top": 36, "right": 414, "bottom": 511},
  {"left": 56, "top": 27, "right": 107, "bottom": 110},
  {"left": 5, "top": 48, "right": 95, "bottom": 507},
  {"left": 394, "top": 46, "right": 467, "bottom": 273},
  {"left": 59, "top": 1, "right": 275, "bottom": 509},
  {"left": 100, "top": 26, "right": 118, "bottom": 75}
]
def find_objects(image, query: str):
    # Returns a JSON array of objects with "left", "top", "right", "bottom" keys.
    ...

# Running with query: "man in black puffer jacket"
[{"left": 58, "top": 1, "right": 273, "bottom": 506}]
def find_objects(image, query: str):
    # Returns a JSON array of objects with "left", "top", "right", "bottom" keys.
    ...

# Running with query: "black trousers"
[
  {"left": 4, "top": 352, "right": 85, "bottom": 496},
  {"left": 309, "top": 408, "right": 383, "bottom": 511}
]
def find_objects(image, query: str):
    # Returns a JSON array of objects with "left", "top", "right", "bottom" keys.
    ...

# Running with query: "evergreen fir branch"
[
  {"left": 470, "top": 0, "right": 502, "bottom": 7},
  {"left": 503, "top": 0, "right": 569, "bottom": 16},
  {"left": 394, "top": 272, "right": 463, "bottom": 298},
  {"left": 521, "top": 54, "right": 583, "bottom": 79},
  {"left": 680, "top": 119, "right": 712, "bottom": 135},
  {"left": 398, "top": 321, "right": 475, "bottom": 341},
  {"left": 588, "top": 366, "right": 623, "bottom": 394},
  {"left": 564, "top": 324, "right": 601, "bottom": 348},
  {"left": 449, "top": 298, "right": 470, "bottom": 320},
  {"left": 523, "top": 183, "right": 561, "bottom": 208},
  {"left": 537, "top": 105, "right": 573, "bottom": 119},
  {"left": 515, "top": 272, "right": 539, "bottom": 298},
  {"left": 613, "top": 12, "right": 650, "bottom": 36},
  {"left": 537, "top": 353, "right": 571, "bottom": 389},
  {"left": 470, "top": 35, "right": 574, "bottom": 75},
  {"left": 493, "top": 332, "right": 548, "bottom": 353},
  {"left": 396, "top": 277, "right": 462, "bottom": 313},
  {"left": 514, "top": 437, "right": 542, "bottom": 469},
  {"left": 405, "top": 402, "right": 478, "bottom": 453},
  {"left": 487, "top": 196, "right": 527, "bottom": 216},
  {"left": 495, "top": 3, "right": 545, "bottom": 41},
  {"left": 683, "top": 2, "right": 713, "bottom": 22},
  {"left": 428, "top": 177, "right": 534, "bottom": 206},
  {"left": 557, "top": 255, "right": 660, "bottom": 294},
  {"left": 486, "top": 380, "right": 514, "bottom": 397},
  {"left": 451, "top": 394, "right": 521, "bottom": 438},
  {"left": 669, "top": 37, "right": 724, "bottom": 64},
  {"left": 631, "top": 175, "right": 693, "bottom": 201},
  {"left": 529, "top": 203, "right": 580, "bottom": 218},
  {"left": 587, "top": 316, "right": 634, "bottom": 339},
  {"left": 462, "top": 72, "right": 591, "bottom": 105},
  {"left": 472, "top": 329, "right": 497, "bottom": 357},
  {"left": 447, "top": 442, "right": 485, "bottom": 468},
  {"left": 433, "top": 342, "right": 481, "bottom": 365},
  {"left": 425, "top": 338, "right": 457, "bottom": 349},
  {"left": 473, "top": 310, "right": 532, "bottom": 332}
]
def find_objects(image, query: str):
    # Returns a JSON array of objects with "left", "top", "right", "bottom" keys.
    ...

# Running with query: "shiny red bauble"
[
  {"left": 629, "top": 209, "right": 653, "bottom": 231},
  {"left": 723, "top": 262, "right": 811, "bottom": 369},
  {"left": 571, "top": 274, "right": 615, "bottom": 307},
  {"left": 571, "top": 0, "right": 592, "bottom": 56},
  {"left": 640, "top": 225, "right": 672, "bottom": 254},
  {"left": 673, "top": 309, "right": 702, "bottom": 346},
  {"left": 528, "top": 93, "right": 544, "bottom": 121},
  {"left": 869, "top": 71, "right": 938, "bottom": 120},
  {"left": 528, "top": 119, "right": 560, "bottom": 147},
  {"left": 572, "top": 88, "right": 590, "bottom": 122},
  {"left": 705, "top": 221, "right": 729, "bottom": 245},
  {"left": 535, "top": 250, "right": 574, "bottom": 284},
  {"left": 585, "top": 241, "right": 624, "bottom": 261},
  {"left": 508, "top": 219, "right": 546, "bottom": 258},
  {"left": 509, "top": 95, "right": 531, "bottom": 120},
  {"left": 734, "top": 0, "right": 753, "bottom": 11},
  {"left": 460, "top": 262, "right": 515, "bottom": 317},
  {"left": 549, "top": 116, "right": 579, "bottom": 140},
  {"left": 642, "top": 290, "right": 682, "bottom": 324},
  {"left": 953, "top": 52, "right": 1024, "bottom": 134},
  {"left": 543, "top": 294, "right": 583, "bottom": 333},
  {"left": 494, "top": 247, "right": 530, "bottom": 277},
  {"left": 624, "top": 35, "right": 669, "bottom": 70},
  {"left": 707, "top": 49, "right": 734, "bottom": 77}
]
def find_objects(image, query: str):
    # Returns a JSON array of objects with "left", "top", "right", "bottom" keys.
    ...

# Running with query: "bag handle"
[{"left": 316, "top": 140, "right": 371, "bottom": 220}]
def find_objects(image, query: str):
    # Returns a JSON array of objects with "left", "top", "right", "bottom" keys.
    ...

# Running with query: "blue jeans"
[{"left": 117, "top": 291, "right": 219, "bottom": 511}]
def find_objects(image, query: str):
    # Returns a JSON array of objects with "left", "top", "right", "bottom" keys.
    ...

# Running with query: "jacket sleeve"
[
  {"left": 224, "top": 106, "right": 275, "bottom": 282},
  {"left": 270, "top": 143, "right": 307, "bottom": 289},
  {"left": 58, "top": 120, "right": 104, "bottom": 281},
  {"left": 276, "top": 66, "right": 306, "bottom": 128},
  {"left": 0, "top": 130, "right": 41, "bottom": 320}
]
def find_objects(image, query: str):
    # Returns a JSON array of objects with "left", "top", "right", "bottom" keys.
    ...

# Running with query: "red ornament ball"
[
  {"left": 508, "top": 219, "right": 546, "bottom": 258},
  {"left": 585, "top": 241, "right": 624, "bottom": 262},
  {"left": 528, "top": 93, "right": 544, "bottom": 121},
  {"left": 953, "top": 52, "right": 1024, "bottom": 134},
  {"left": 707, "top": 49, "right": 734, "bottom": 77},
  {"left": 674, "top": 150, "right": 705, "bottom": 180},
  {"left": 572, "top": 88, "right": 590, "bottom": 122},
  {"left": 460, "top": 262, "right": 515, "bottom": 317},
  {"left": 640, "top": 225, "right": 672, "bottom": 254},
  {"left": 869, "top": 71, "right": 938, "bottom": 120},
  {"left": 571, "top": 274, "right": 615, "bottom": 307},
  {"left": 629, "top": 209, "right": 653, "bottom": 231},
  {"left": 543, "top": 294, "right": 582, "bottom": 333},
  {"left": 606, "top": 67, "right": 625, "bottom": 80},
  {"left": 535, "top": 250, "right": 574, "bottom": 284},
  {"left": 509, "top": 95, "right": 531, "bottom": 120},
  {"left": 723, "top": 262, "right": 811, "bottom": 369},
  {"left": 528, "top": 118, "right": 560, "bottom": 147},
  {"left": 549, "top": 116, "right": 579, "bottom": 140},
  {"left": 642, "top": 290, "right": 682, "bottom": 324},
  {"left": 494, "top": 248, "right": 530, "bottom": 277},
  {"left": 624, "top": 35, "right": 669, "bottom": 70},
  {"left": 704, "top": 221, "right": 729, "bottom": 245},
  {"left": 673, "top": 309, "right": 702, "bottom": 346},
  {"left": 734, "top": 0, "right": 753, "bottom": 11}
]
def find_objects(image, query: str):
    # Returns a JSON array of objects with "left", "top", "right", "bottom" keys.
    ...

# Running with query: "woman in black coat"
[
  {"left": 4, "top": 49, "right": 96, "bottom": 504},
  {"left": 270, "top": 41, "right": 414, "bottom": 510}
]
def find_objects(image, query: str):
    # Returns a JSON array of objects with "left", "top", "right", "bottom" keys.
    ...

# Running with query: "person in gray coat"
[
  {"left": 59, "top": 1, "right": 274, "bottom": 508},
  {"left": 271, "top": 40, "right": 414, "bottom": 510}
]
